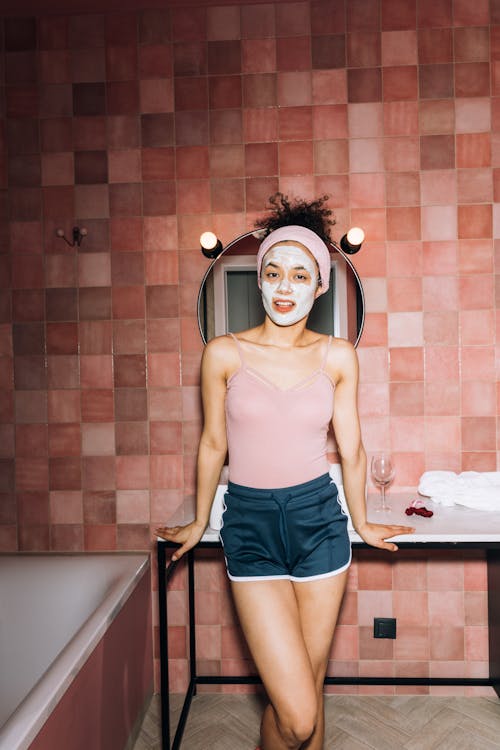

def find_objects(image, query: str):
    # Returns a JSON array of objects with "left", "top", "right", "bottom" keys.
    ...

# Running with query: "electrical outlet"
[{"left": 373, "top": 617, "right": 396, "bottom": 639}]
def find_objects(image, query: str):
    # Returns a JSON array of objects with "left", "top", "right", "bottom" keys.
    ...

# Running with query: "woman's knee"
[{"left": 276, "top": 702, "right": 318, "bottom": 746}]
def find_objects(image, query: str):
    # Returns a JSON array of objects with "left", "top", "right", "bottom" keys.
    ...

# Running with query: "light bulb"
[
  {"left": 346, "top": 227, "right": 365, "bottom": 246},
  {"left": 200, "top": 231, "right": 218, "bottom": 250}
]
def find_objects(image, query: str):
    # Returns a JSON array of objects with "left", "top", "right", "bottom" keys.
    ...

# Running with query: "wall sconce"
[
  {"left": 340, "top": 227, "right": 365, "bottom": 255},
  {"left": 200, "top": 231, "right": 224, "bottom": 259},
  {"left": 56, "top": 226, "right": 88, "bottom": 247}
]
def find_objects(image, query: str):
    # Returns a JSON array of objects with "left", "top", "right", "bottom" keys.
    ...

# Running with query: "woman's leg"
[
  {"left": 231, "top": 579, "right": 317, "bottom": 750},
  {"left": 230, "top": 572, "right": 348, "bottom": 750},
  {"left": 293, "top": 571, "right": 349, "bottom": 749}
]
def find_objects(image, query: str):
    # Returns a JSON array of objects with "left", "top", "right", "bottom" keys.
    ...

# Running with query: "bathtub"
[{"left": 0, "top": 553, "right": 152, "bottom": 750}]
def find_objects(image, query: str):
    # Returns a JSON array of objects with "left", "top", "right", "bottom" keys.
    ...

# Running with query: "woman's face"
[{"left": 260, "top": 241, "right": 320, "bottom": 326}]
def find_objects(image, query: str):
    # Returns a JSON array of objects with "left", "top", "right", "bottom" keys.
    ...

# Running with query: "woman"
[{"left": 157, "top": 196, "right": 414, "bottom": 750}]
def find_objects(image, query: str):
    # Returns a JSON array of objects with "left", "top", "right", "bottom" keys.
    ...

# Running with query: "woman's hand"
[
  {"left": 156, "top": 520, "right": 206, "bottom": 561},
  {"left": 356, "top": 521, "right": 415, "bottom": 552}
]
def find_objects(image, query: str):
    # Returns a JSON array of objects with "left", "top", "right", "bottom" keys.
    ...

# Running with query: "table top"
[{"left": 158, "top": 491, "right": 500, "bottom": 545}]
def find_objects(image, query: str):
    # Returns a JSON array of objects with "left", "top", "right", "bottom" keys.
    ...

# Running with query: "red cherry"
[{"left": 415, "top": 506, "right": 433, "bottom": 517}]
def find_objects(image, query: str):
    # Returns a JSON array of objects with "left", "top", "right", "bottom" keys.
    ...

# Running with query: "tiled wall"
[{"left": 0, "top": 0, "right": 497, "bottom": 695}]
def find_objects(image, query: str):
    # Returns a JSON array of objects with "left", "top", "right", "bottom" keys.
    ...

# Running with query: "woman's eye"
[
  {"left": 266, "top": 271, "right": 279, "bottom": 279},
  {"left": 294, "top": 273, "right": 309, "bottom": 281}
]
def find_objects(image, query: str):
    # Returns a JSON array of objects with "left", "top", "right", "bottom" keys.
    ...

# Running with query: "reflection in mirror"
[{"left": 198, "top": 230, "right": 365, "bottom": 347}]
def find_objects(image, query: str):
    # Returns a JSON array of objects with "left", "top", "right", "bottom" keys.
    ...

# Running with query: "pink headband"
[{"left": 256, "top": 225, "right": 331, "bottom": 295}]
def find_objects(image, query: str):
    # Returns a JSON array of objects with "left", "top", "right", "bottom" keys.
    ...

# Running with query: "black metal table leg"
[
  {"left": 487, "top": 549, "right": 500, "bottom": 697},
  {"left": 157, "top": 541, "right": 171, "bottom": 750},
  {"left": 170, "top": 549, "right": 197, "bottom": 749},
  {"left": 188, "top": 550, "right": 197, "bottom": 689}
]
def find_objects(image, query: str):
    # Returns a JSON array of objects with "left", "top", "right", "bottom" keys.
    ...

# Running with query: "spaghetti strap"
[
  {"left": 228, "top": 332, "right": 246, "bottom": 367},
  {"left": 320, "top": 335, "right": 332, "bottom": 371}
]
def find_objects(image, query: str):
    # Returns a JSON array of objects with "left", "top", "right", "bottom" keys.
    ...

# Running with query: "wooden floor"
[{"left": 132, "top": 693, "right": 500, "bottom": 750}]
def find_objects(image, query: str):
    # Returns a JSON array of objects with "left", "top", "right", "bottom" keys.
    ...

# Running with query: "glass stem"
[{"left": 381, "top": 484, "right": 386, "bottom": 509}]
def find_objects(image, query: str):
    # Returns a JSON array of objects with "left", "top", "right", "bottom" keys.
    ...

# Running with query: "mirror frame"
[{"left": 197, "top": 230, "right": 365, "bottom": 348}]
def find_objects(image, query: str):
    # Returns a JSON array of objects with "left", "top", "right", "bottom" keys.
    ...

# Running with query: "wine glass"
[{"left": 370, "top": 453, "right": 395, "bottom": 512}]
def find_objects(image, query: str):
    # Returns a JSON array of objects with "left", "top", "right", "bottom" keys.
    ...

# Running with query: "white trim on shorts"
[{"left": 226, "top": 546, "right": 352, "bottom": 583}]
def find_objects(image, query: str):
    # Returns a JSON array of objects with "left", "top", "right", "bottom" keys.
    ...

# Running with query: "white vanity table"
[
  {"left": 157, "top": 491, "right": 500, "bottom": 750},
  {"left": 165, "top": 490, "right": 500, "bottom": 545}
]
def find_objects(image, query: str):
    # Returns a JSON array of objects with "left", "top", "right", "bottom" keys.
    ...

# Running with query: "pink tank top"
[{"left": 225, "top": 334, "right": 335, "bottom": 489}]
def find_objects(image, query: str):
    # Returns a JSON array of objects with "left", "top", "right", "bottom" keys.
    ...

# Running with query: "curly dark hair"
[{"left": 254, "top": 192, "right": 335, "bottom": 243}]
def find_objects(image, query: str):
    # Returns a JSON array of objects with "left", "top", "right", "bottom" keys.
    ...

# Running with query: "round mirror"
[{"left": 197, "top": 230, "right": 365, "bottom": 347}]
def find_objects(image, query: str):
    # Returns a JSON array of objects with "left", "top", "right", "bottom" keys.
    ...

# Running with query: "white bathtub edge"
[{"left": 0, "top": 553, "right": 150, "bottom": 750}]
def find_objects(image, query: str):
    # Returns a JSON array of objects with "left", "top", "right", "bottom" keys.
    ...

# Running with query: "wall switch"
[{"left": 373, "top": 617, "right": 396, "bottom": 639}]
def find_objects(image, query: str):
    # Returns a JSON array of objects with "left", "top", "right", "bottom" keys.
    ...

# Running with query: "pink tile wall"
[{"left": 0, "top": 0, "right": 496, "bottom": 695}]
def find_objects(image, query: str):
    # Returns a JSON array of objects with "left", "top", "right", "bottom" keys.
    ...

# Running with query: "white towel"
[
  {"left": 418, "top": 471, "right": 457, "bottom": 506},
  {"left": 209, "top": 484, "right": 227, "bottom": 531},
  {"left": 329, "top": 464, "right": 354, "bottom": 529},
  {"left": 418, "top": 470, "right": 500, "bottom": 511}
]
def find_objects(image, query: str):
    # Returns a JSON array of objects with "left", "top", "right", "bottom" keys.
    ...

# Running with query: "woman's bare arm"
[
  {"left": 329, "top": 340, "right": 414, "bottom": 551},
  {"left": 330, "top": 340, "right": 367, "bottom": 530},
  {"left": 194, "top": 337, "right": 230, "bottom": 527},
  {"left": 156, "top": 336, "right": 232, "bottom": 560}
]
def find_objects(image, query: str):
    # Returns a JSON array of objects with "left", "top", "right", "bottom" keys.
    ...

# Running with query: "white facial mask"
[{"left": 260, "top": 244, "right": 319, "bottom": 326}]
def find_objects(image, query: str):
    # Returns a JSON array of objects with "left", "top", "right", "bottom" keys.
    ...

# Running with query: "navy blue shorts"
[{"left": 219, "top": 473, "right": 351, "bottom": 582}]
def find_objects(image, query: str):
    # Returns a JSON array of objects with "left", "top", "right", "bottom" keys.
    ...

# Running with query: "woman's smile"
[{"left": 273, "top": 297, "right": 295, "bottom": 312}]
